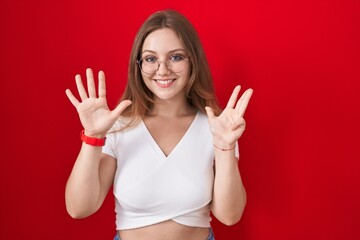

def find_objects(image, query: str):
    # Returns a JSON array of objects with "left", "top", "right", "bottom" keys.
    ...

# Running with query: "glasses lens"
[
  {"left": 167, "top": 59, "right": 186, "bottom": 73},
  {"left": 139, "top": 59, "right": 158, "bottom": 74},
  {"left": 138, "top": 57, "right": 188, "bottom": 74}
]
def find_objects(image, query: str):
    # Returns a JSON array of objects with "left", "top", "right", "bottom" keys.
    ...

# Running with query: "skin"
[{"left": 65, "top": 28, "right": 253, "bottom": 240}]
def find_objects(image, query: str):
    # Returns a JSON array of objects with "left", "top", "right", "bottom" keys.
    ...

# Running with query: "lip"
[{"left": 154, "top": 78, "right": 176, "bottom": 88}]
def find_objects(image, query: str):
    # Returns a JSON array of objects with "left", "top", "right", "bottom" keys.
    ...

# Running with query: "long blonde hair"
[{"left": 120, "top": 10, "right": 221, "bottom": 126}]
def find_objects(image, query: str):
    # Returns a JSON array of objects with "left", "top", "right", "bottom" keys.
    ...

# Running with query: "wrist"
[
  {"left": 213, "top": 138, "right": 236, "bottom": 149},
  {"left": 80, "top": 130, "right": 106, "bottom": 146},
  {"left": 213, "top": 143, "right": 236, "bottom": 151},
  {"left": 83, "top": 130, "right": 107, "bottom": 139}
]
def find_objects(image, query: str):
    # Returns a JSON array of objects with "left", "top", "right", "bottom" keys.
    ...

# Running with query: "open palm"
[
  {"left": 206, "top": 86, "right": 253, "bottom": 148},
  {"left": 65, "top": 68, "right": 132, "bottom": 137}
]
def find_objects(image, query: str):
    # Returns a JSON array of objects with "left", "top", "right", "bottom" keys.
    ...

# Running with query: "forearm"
[
  {"left": 65, "top": 143, "right": 103, "bottom": 218},
  {"left": 211, "top": 149, "right": 246, "bottom": 226}
]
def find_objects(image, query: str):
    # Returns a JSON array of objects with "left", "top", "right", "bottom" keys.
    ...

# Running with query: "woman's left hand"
[{"left": 205, "top": 85, "right": 253, "bottom": 149}]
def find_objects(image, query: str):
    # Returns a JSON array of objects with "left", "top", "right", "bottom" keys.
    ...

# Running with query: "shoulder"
[
  {"left": 108, "top": 117, "right": 141, "bottom": 134},
  {"left": 191, "top": 111, "right": 212, "bottom": 135},
  {"left": 196, "top": 111, "right": 208, "bottom": 120}
]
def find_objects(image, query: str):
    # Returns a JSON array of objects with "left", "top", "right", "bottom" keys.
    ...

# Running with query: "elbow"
[
  {"left": 65, "top": 199, "right": 95, "bottom": 219},
  {"left": 66, "top": 205, "right": 88, "bottom": 219},
  {"left": 213, "top": 206, "right": 245, "bottom": 226},
  {"left": 67, "top": 211, "right": 82, "bottom": 219},
  {"left": 219, "top": 213, "right": 243, "bottom": 226},
  {"left": 216, "top": 196, "right": 247, "bottom": 226},
  {"left": 65, "top": 191, "right": 99, "bottom": 219},
  {"left": 67, "top": 211, "right": 85, "bottom": 219}
]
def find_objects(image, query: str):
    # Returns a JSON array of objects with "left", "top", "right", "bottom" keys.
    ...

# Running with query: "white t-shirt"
[{"left": 102, "top": 112, "right": 239, "bottom": 230}]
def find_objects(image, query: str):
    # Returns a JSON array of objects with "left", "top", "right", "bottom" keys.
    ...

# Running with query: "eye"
[
  {"left": 144, "top": 56, "right": 157, "bottom": 63},
  {"left": 170, "top": 55, "right": 185, "bottom": 62}
]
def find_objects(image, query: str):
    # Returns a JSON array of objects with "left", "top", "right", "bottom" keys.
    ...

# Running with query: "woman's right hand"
[{"left": 65, "top": 68, "right": 132, "bottom": 138}]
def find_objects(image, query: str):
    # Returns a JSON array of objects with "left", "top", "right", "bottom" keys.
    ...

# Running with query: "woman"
[{"left": 65, "top": 10, "right": 253, "bottom": 240}]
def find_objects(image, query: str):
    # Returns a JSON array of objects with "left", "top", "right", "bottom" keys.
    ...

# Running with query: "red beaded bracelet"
[{"left": 80, "top": 130, "right": 106, "bottom": 146}]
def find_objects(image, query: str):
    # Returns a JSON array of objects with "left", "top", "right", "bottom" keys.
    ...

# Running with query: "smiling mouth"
[{"left": 155, "top": 79, "right": 175, "bottom": 85}]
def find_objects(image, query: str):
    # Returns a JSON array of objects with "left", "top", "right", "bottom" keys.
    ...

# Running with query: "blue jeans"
[{"left": 114, "top": 228, "right": 215, "bottom": 240}]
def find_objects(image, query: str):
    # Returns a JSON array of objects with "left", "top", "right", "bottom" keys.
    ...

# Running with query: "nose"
[{"left": 156, "top": 60, "right": 170, "bottom": 75}]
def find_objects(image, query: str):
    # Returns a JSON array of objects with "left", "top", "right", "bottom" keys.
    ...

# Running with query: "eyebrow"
[{"left": 141, "top": 48, "right": 186, "bottom": 55}]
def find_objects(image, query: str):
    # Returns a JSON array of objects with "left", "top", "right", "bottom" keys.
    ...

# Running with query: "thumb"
[
  {"left": 111, "top": 100, "right": 132, "bottom": 118},
  {"left": 205, "top": 106, "right": 215, "bottom": 120}
]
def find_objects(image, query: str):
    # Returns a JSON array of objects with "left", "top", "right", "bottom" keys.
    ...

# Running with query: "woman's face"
[{"left": 140, "top": 28, "right": 190, "bottom": 102}]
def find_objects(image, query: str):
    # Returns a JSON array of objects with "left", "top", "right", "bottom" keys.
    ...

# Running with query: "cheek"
[
  {"left": 184, "top": 67, "right": 191, "bottom": 81},
  {"left": 141, "top": 74, "right": 153, "bottom": 90},
  {"left": 141, "top": 72, "right": 151, "bottom": 83}
]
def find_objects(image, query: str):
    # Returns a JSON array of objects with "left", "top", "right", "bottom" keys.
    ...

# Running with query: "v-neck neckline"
[{"left": 140, "top": 111, "right": 199, "bottom": 159}]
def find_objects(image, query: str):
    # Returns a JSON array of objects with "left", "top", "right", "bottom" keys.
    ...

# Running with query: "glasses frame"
[{"left": 137, "top": 56, "right": 190, "bottom": 75}]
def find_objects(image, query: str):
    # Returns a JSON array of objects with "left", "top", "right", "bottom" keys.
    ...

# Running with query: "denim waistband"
[{"left": 114, "top": 228, "right": 215, "bottom": 240}]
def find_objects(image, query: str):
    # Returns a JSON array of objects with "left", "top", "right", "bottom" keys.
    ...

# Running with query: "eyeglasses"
[{"left": 137, "top": 55, "right": 190, "bottom": 75}]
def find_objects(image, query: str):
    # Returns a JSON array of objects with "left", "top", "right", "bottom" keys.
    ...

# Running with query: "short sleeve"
[
  {"left": 101, "top": 120, "right": 125, "bottom": 159},
  {"left": 102, "top": 132, "right": 116, "bottom": 159}
]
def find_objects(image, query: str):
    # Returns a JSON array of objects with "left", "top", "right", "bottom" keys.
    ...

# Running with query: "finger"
[
  {"left": 98, "top": 70, "right": 106, "bottom": 98},
  {"left": 65, "top": 89, "right": 80, "bottom": 107},
  {"left": 231, "top": 117, "right": 246, "bottom": 130},
  {"left": 86, "top": 68, "right": 97, "bottom": 98},
  {"left": 111, "top": 100, "right": 133, "bottom": 118},
  {"left": 236, "top": 88, "right": 253, "bottom": 117},
  {"left": 75, "top": 74, "right": 88, "bottom": 100},
  {"left": 226, "top": 85, "right": 241, "bottom": 109},
  {"left": 205, "top": 106, "right": 216, "bottom": 120}
]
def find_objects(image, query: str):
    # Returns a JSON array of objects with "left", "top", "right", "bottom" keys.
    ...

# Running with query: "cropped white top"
[{"left": 102, "top": 112, "right": 239, "bottom": 230}]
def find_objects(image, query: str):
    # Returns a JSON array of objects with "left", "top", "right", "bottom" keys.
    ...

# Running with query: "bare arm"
[
  {"left": 65, "top": 147, "right": 116, "bottom": 218},
  {"left": 64, "top": 68, "right": 131, "bottom": 218},
  {"left": 211, "top": 149, "right": 246, "bottom": 226},
  {"left": 206, "top": 86, "right": 253, "bottom": 225}
]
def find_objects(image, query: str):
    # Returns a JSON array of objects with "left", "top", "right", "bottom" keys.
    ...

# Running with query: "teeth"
[{"left": 156, "top": 79, "right": 174, "bottom": 85}]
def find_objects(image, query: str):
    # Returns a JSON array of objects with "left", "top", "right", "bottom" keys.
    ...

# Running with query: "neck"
[{"left": 148, "top": 96, "right": 195, "bottom": 118}]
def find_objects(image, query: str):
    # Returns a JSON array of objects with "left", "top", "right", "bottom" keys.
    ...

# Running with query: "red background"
[{"left": 1, "top": 0, "right": 359, "bottom": 239}]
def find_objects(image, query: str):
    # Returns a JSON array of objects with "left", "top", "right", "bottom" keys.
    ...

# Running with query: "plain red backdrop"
[{"left": 1, "top": 0, "right": 359, "bottom": 239}]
